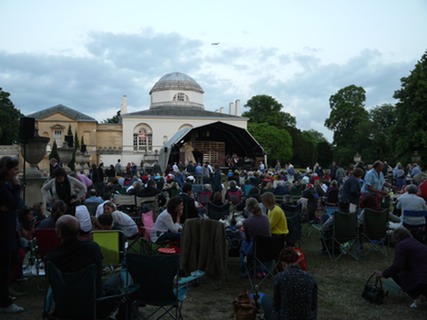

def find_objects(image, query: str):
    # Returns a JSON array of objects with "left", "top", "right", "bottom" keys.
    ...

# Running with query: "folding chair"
[
  {"left": 43, "top": 262, "right": 135, "bottom": 320},
  {"left": 113, "top": 194, "right": 137, "bottom": 213},
  {"left": 207, "top": 202, "right": 230, "bottom": 220},
  {"left": 128, "top": 211, "right": 159, "bottom": 254},
  {"left": 402, "top": 210, "right": 427, "bottom": 244},
  {"left": 35, "top": 229, "right": 61, "bottom": 275},
  {"left": 92, "top": 230, "right": 125, "bottom": 267},
  {"left": 197, "top": 190, "right": 212, "bottom": 207},
  {"left": 361, "top": 208, "right": 389, "bottom": 257},
  {"left": 321, "top": 210, "right": 359, "bottom": 261},
  {"left": 126, "top": 253, "right": 204, "bottom": 320},
  {"left": 245, "top": 235, "right": 286, "bottom": 290},
  {"left": 227, "top": 190, "right": 242, "bottom": 206}
]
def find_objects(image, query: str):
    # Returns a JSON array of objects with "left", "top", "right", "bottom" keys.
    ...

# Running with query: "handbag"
[
  {"left": 361, "top": 273, "right": 385, "bottom": 305},
  {"left": 232, "top": 289, "right": 257, "bottom": 320}
]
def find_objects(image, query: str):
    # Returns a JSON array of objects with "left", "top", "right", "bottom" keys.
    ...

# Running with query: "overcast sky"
[{"left": 1, "top": 0, "right": 426, "bottom": 141}]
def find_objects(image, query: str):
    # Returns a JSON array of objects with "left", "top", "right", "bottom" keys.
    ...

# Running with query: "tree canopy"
[
  {"left": 0, "top": 88, "right": 23, "bottom": 145},
  {"left": 102, "top": 110, "right": 121, "bottom": 123},
  {"left": 392, "top": 50, "right": 427, "bottom": 163}
]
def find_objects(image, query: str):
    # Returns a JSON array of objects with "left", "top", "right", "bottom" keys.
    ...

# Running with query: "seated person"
[
  {"left": 179, "top": 183, "right": 203, "bottom": 222},
  {"left": 38, "top": 200, "right": 67, "bottom": 229},
  {"left": 321, "top": 202, "right": 350, "bottom": 255},
  {"left": 85, "top": 189, "right": 103, "bottom": 204},
  {"left": 225, "top": 180, "right": 242, "bottom": 203},
  {"left": 261, "top": 192, "right": 288, "bottom": 238},
  {"left": 102, "top": 202, "right": 138, "bottom": 238},
  {"left": 73, "top": 205, "right": 93, "bottom": 236},
  {"left": 45, "top": 215, "right": 123, "bottom": 318},
  {"left": 396, "top": 184, "right": 427, "bottom": 228},
  {"left": 210, "top": 191, "right": 224, "bottom": 206},
  {"left": 359, "top": 192, "right": 400, "bottom": 225},
  {"left": 262, "top": 247, "right": 317, "bottom": 320},
  {"left": 137, "top": 179, "right": 166, "bottom": 207},
  {"left": 375, "top": 228, "right": 427, "bottom": 309},
  {"left": 150, "top": 197, "right": 183, "bottom": 244},
  {"left": 273, "top": 181, "right": 290, "bottom": 196}
]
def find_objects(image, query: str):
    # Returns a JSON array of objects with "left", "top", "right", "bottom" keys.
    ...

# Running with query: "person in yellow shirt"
[{"left": 261, "top": 192, "right": 289, "bottom": 236}]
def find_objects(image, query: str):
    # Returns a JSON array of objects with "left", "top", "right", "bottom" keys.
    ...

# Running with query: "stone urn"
[
  {"left": 20, "top": 130, "right": 50, "bottom": 178},
  {"left": 57, "top": 141, "right": 74, "bottom": 174}
]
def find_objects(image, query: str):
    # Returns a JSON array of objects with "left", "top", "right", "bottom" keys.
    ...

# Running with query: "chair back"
[
  {"left": 85, "top": 202, "right": 100, "bottom": 216},
  {"left": 198, "top": 190, "right": 212, "bottom": 207},
  {"left": 141, "top": 210, "right": 155, "bottom": 241},
  {"left": 227, "top": 190, "right": 242, "bottom": 206},
  {"left": 113, "top": 194, "right": 136, "bottom": 207},
  {"left": 363, "top": 208, "right": 389, "bottom": 240},
  {"left": 136, "top": 196, "right": 157, "bottom": 208},
  {"left": 254, "top": 235, "right": 285, "bottom": 262},
  {"left": 207, "top": 202, "right": 230, "bottom": 220},
  {"left": 92, "top": 230, "right": 124, "bottom": 266},
  {"left": 35, "top": 229, "right": 60, "bottom": 262},
  {"left": 333, "top": 210, "right": 358, "bottom": 243},
  {"left": 281, "top": 202, "right": 302, "bottom": 215},
  {"left": 46, "top": 262, "right": 96, "bottom": 319},
  {"left": 126, "top": 253, "right": 179, "bottom": 305}
]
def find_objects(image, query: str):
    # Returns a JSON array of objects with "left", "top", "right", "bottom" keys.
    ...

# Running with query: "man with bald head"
[{"left": 46, "top": 215, "right": 103, "bottom": 295}]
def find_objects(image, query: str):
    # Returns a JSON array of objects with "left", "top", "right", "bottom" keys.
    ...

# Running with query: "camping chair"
[
  {"left": 324, "top": 202, "right": 339, "bottom": 217},
  {"left": 128, "top": 210, "right": 160, "bottom": 254},
  {"left": 92, "top": 230, "right": 125, "bottom": 267},
  {"left": 113, "top": 194, "right": 137, "bottom": 213},
  {"left": 35, "top": 229, "right": 61, "bottom": 275},
  {"left": 85, "top": 202, "right": 100, "bottom": 216},
  {"left": 43, "top": 262, "right": 135, "bottom": 320},
  {"left": 207, "top": 202, "right": 230, "bottom": 220},
  {"left": 197, "top": 190, "right": 212, "bottom": 207},
  {"left": 227, "top": 190, "right": 242, "bottom": 206},
  {"left": 361, "top": 208, "right": 389, "bottom": 257},
  {"left": 402, "top": 210, "right": 427, "bottom": 244},
  {"left": 244, "top": 235, "right": 286, "bottom": 290},
  {"left": 126, "top": 253, "right": 204, "bottom": 320},
  {"left": 321, "top": 210, "right": 359, "bottom": 261}
]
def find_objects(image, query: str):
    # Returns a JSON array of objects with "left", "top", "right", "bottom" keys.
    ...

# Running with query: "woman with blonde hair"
[{"left": 261, "top": 192, "right": 288, "bottom": 237}]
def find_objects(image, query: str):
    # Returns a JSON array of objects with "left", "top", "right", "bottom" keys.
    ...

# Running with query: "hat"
[{"left": 187, "top": 175, "right": 195, "bottom": 181}]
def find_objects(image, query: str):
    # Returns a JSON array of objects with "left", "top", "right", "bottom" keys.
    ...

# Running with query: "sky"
[{"left": 1, "top": 0, "right": 426, "bottom": 142}]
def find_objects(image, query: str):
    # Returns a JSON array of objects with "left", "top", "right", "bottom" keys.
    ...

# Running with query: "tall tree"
[
  {"left": 247, "top": 122, "right": 293, "bottom": 165},
  {"left": 102, "top": 110, "right": 121, "bottom": 123},
  {"left": 242, "top": 95, "right": 296, "bottom": 129},
  {"left": 0, "top": 88, "right": 23, "bottom": 144},
  {"left": 324, "top": 84, "right": 369, "bottom": 157},
  {"left": 392, "top": 50, "right": 427, "bottom": 164},
  {"left": 49, "top": 140, "right": 60, "bottom": 162}
]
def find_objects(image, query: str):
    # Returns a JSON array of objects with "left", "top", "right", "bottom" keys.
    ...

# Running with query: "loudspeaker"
[{"left": 19, "top": 117, "right": 35, "bottom": 143}]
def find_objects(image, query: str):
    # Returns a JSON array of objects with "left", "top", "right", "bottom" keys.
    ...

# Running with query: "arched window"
[
  {"left": 133, "top": 124, "right": 153, "bottom": 152},
  {"left": 172, "top": 92, "right": 189, "bottom": 102}
]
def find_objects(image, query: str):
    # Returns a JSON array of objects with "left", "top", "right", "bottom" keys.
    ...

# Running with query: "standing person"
[
  {"left": 114, "top": 159, "right": 122, "bottom": 176},
  {"left": 329, "top": 161, "right": 338, "bottom": 181},
  {"left": 361, "top": 161, "right": 389, "bottom": 208},
  {"left": 262, "top": 247, "right": 318, "bottom": 320},
  {"left": 335, "top": 163, "right": 346, "bottom": 186},
  {"left": 212, "top": 164, "right": 223, "bottom": 194},
  {"left": 340, "top": 168, "right": 364, "bottom": 213},
  {"left": 0, "top": 156, "right": 24, "bottom": 313},
  {"left": 90, "top": 164, "right": 104, "bottom": 197},
  {"left": 41, "top": 168, "right": 87, "bottom": 214},
  {"left": 375, "top": 228, "right": 427, "bottom": 309}
]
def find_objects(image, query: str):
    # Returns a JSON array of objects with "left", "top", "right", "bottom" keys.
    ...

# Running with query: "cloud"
[{"left": 0, "top": 31, "right": 418, "bottom": 142}]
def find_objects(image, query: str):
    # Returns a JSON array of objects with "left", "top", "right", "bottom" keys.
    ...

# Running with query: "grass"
[{"left": 4, "top": 227, "right": 427, "bottom": 320}]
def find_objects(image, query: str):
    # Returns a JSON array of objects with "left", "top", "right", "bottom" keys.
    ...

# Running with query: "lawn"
[{"left": 4, "top": 228, "right": 427, "bottom": 320}]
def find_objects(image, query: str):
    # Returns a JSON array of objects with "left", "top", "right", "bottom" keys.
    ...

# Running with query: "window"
[
  {"left": 133, "top": 125, "right": 153, "bottom": 152},
  {"left": 54, "top": 130, "right": 63, "bottom": 147},
  {"left": 173, "top": 92, "right": 189, "bottom": 102}
]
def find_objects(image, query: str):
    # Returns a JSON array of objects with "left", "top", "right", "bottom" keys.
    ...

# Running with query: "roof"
[
  {"left": 158, "top": 121, "right": 264, "bottom": 171},
  {"left": 123, "top": 106, "right": 242, "bottom": 119},
  {"left": 149, "top": 72, "right": 204, "bottom": 94},
  {"left": 26, "top": 104, "right": 96, "bottom": 121}
]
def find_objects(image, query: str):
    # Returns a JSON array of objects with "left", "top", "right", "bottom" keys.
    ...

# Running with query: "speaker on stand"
[{"left": 19, "top": 117, "right": 35, "bottom": 204}]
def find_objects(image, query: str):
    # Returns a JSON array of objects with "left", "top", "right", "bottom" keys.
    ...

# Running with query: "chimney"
[
  {"left": 229, "top": 102, "right": 235, "bottom": 115},
  {"left": 121, "top": 95, "right": 127, "bottom": 114},
  {"left": 235, "top": 99, "right": 240, "bottom": 116},
  {"left": 219, "top": 107, "right": 224, "bottom": 113}
]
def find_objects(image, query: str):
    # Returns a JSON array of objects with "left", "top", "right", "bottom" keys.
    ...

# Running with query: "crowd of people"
[{"left": 1, "top": 154, "right": 427, "bottom": 317}]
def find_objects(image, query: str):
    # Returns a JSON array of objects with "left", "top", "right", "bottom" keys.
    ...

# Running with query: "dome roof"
[{"left": 149, "top": 72, "right": 204, "bottom": 94}]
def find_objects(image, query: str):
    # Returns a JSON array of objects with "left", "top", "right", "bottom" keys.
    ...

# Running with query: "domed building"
[{"left": 120, "top": 72, "right": 264, "bottom": 170}]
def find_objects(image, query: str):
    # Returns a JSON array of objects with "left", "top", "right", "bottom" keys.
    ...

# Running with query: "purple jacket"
[{"left": 383, "top": 237, "right": 427, "bottom": 293}]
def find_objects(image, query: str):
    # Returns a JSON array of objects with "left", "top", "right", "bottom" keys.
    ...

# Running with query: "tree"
[
  {"left": 74, "top": 131, "right": 80, "bottom": 151},
  {"left": 242, "top": 95, "right": 296, "bottom": 130},
  {"left": 392, "top": 50, "right": 427, "bottom": 164},
  {"left": 102, "top": 110, "right": 121, "bottom": 123},
  {"left": 325, "top": 85, "right": 369, "bottom": 148},
  {"left": 247, "top": 122, "right": 293, "bottom": 165},
  {"left": 317, "top": 140, "right": 333, "bottom": 168},
  {"left": 49, "top": 140, "right": 60, "bottom": 162},
  {"left": 0, "top": 88, "right": 23, "bottom": 144}
]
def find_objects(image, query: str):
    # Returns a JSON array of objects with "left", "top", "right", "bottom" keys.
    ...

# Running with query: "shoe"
[
  {"left": 0, "top": 303, "right": 24, "bottom": 313},
  {"left": 410, "top": 296, "right": 426, "bottom": 309}
]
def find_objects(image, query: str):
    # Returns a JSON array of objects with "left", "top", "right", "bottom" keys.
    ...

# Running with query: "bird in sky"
[{"left": 211, "top": 42, "right": 220, "bottom": 45}]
